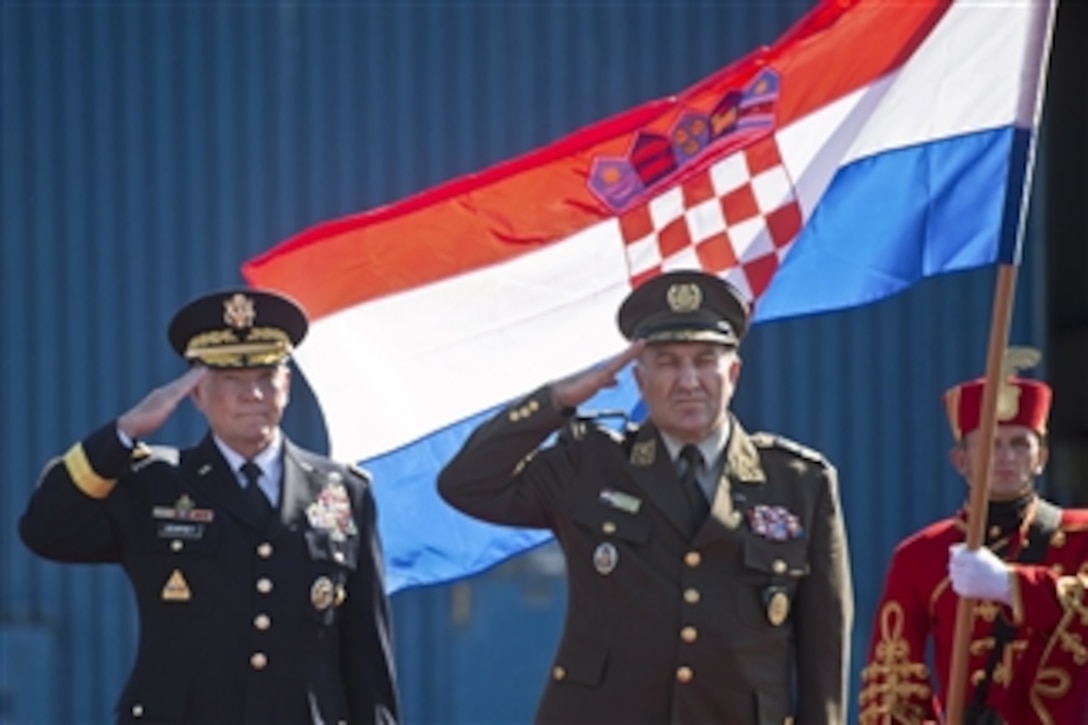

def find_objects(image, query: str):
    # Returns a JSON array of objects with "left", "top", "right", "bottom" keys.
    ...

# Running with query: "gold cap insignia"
[
  {"left": 666, "top": 283, "right": 702, "bottom": 313},
  {"left": 161, "top": 569, "right": 192, "bottom": 601},
  {"left": 223, "top": 293, "right": 257, "bottom": 329},
  {"left": 996, "top": 347, "right": 1041, "bottom": 421}
]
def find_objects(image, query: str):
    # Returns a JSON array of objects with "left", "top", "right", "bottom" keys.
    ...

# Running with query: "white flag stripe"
[
  {"left": 776, "top": 2, "right": 1044, "bottom": 223},
  {"left": 298, "top": 219, "right": 633, "bottom": 462}
]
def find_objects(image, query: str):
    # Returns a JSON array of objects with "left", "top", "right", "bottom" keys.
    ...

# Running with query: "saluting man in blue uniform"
[{"left": 20, "top": 288, "right": 399, "bottom": 724}]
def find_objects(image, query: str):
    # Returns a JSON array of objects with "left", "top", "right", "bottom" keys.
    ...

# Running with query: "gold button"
[
  {"left": 254, "top": 614, "right": 271, "bottom": 630},
  {"left": 602, "top": 521, "right": 617, "bottom": 535},
  {"left": 257, "top": 542, "right": 273, "bottom": 558},
  {"left": 989, "top": 525, "right": 1002, "bottom": 540},
  {"left": 683, "top": 588, "right": 700, "bottom": 605},
  {"left": 170, "top": 540, "right": 183, "bottom": 552},
  {"left": 680, "top": 626, "right": 698, "bottom": 643},
  {"left": 256, "top": 578, "right": 273, "bottom": 594},
  {"left": 509, "top": 410, "right": 521, "bottom": 422},
  {"left": 250, "top": 652, "right": 268, "bottom": 670},
  {"left": 684, "top": 551, "right": 701, "bottom": 568},
  {"left": 676, "top": 666, "right": 693, "bottom": 683},
  {"left": 528, "top": 399, "right": 540, "bottom": 411},
  {"left": 772, "top": 559, "right": 787, "bottom": 574},
  {"left": 333, "top": 551, "right": 346, "bottom": 564},
  {"left": 552, "top": 666, "right": 566, "bottom": 681},
  {"left": 132, "top": 704, "right": 144, "bottom": 717}
]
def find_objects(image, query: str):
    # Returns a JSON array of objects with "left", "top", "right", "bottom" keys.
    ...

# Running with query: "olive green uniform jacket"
[{"left": 438, "top": 387, "right": 852, "bottom": 725}]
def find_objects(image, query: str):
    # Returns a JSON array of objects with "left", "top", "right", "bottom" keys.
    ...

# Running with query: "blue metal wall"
[{"left": 0, "top": 1, "right": 1055, "bottom": 723}]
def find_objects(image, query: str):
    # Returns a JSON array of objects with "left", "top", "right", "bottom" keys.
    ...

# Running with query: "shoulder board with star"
[
  {"left": 130, "top": 443, "right": 180, "bottom": 472},
  {"left": 750, "top": 433, "right": 828, "bottom": 465}
]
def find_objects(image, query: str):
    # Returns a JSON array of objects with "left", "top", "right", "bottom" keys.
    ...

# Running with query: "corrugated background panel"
[{"left": 0, "top": 1, "right": 1063, "bottom": 723}]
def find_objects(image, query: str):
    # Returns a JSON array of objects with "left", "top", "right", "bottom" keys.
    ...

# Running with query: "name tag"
[
  {"left": 157, "top": 522, "right": 205, "bottom": 540},
  {"left": 599, "top": 489, "right": 642, "bottom": 514}
]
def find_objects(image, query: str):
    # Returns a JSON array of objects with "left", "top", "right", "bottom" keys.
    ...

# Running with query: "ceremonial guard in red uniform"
[
  {"left": 439, "top": 271, "right": 853, "bottom": 724},
  {"left": 20, "top": 289, "right": 399, "bottom": 724},
  {"left": 859, "top": 354, "right": 1088, "bottom": 724}
]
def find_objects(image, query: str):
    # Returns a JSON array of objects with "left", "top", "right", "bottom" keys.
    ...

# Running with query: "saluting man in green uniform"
[
  {"left": 439, "top": 270, "right": 853, "bottom": 724},
  {"left": 21, "top": 288, "right": 398, "bottom": 724}
]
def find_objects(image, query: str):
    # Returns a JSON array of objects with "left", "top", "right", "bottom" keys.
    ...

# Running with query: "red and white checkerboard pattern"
[{"left": 619, "top": 136, "right": 802, "bottom": 301}]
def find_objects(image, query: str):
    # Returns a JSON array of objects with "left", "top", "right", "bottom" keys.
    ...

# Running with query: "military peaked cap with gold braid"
[
  {"left": 617, "top": 270, "right": 749, "bottom": 347},
  {"left": 168, "top": 288, "right": 308, "bottom": 368}
]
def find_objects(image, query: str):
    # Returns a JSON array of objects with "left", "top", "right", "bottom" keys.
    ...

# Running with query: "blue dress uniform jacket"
[
  {"left": 437, "top": 387, "right": 853, "bottom": 725},
  {"left": 20, "top": 423, "right": 399, "bottom": 725}
]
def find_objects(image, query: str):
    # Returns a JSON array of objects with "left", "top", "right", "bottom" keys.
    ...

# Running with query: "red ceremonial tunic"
[{"left": 858, "top": 499, "right": 1088, "bottom": 724}]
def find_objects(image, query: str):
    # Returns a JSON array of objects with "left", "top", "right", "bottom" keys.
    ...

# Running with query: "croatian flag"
[{"left": 242, "top": 0, "right": 1055, "bottom": 592}]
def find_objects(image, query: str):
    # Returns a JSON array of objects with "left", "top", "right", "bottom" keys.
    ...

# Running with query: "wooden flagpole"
[
  {"left": 943, "top": 2, "right": 1059, "bottom": 719},
  {"left": 943, "top": 264, "right": 1017, "bottom": 725}
]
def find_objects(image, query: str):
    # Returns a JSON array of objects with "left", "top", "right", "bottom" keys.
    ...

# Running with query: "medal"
[
  {"left": 593, "top": 542, "right": 618, "bottom": 575},
  {"left": 764, "top": 586, "right": 790, "bottom": 626},
  {"left": 311, "top": 576, "right": 335, "bottom": 611}
]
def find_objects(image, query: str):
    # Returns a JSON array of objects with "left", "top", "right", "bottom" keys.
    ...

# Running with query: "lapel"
[
  {"left": 694, "top": 418, "right": 767, "bottom": 547},
  {"left": 185, "top": 434, "right": 269, "bottom": 532},
  {"left": 273, "top": 439, "right": 321, "bottom": 539},
  {"left": 622, "top": 423, "right": 695, "bottom": 537}
]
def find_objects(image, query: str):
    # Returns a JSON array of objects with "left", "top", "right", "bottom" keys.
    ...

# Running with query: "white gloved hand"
[{"left": 948, "top": 543, "right": 1012, "bottom": 604}]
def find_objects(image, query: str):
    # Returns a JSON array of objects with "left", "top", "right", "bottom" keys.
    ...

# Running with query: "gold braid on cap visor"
[
  {"left": 185, "top": 327, "right": 292, "bottom": 367},
  {"left": 644, "top": 329, "right": 736, "bottom": 344}
]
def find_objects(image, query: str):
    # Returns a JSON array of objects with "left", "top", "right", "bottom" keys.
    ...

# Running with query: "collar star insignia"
[{"left": 630, "top": 440, "right": 656, "bottom": 466}]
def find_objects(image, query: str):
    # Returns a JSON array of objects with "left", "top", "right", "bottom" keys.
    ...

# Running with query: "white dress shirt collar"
[
  {"left": 213, "top": 430, "right": 284, "bottom": 494},
  {"left": 659, "top": 418, "right": 731, "bottom": 469}
]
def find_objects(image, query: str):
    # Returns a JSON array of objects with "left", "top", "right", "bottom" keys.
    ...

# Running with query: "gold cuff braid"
[{"left": 63, "top": 443, "right": 116, "bottom": 498}]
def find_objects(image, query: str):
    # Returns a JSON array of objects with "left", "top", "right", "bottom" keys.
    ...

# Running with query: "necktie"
[
  {"left": 679, "top": 444, "right": 710, "bottom": 531},
  {"left": 240, "top": 460, "right": 273, "bottom": 523}
]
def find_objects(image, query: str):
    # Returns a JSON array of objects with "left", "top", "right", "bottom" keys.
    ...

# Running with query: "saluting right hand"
[
  {"left": 551, "top": 340, "right": 645, "bottom": 410},
  {"left": 116, "top": 366, "right": 208, "bottom": 440}
]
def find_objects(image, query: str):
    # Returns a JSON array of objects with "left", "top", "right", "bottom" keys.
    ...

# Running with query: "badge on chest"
[
  {"left": 311, "top": 575, "right": 347, "bottom": 610},
  {"left": 763, "top": 585, "right": 790, "bottom": 626},
  {"left": 593, "top": 542, "right": 619, "bottom": 575}
]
